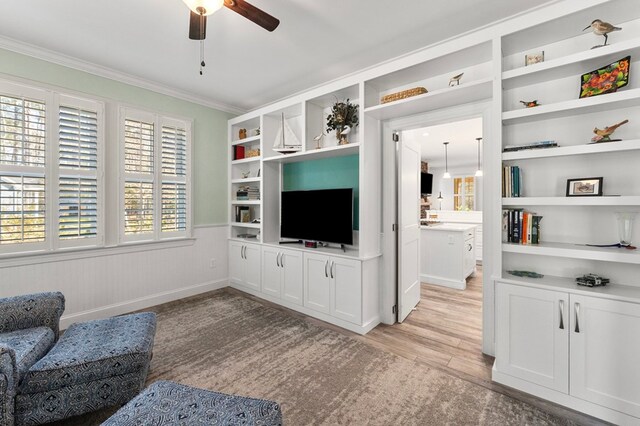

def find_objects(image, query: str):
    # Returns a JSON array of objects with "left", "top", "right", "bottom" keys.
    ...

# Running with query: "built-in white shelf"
[
  {"left": 263, "top": 143, "right": 360, "bottom": 164},
  {"left": 503, "top": 241, "right": 640, "bottom": 264},
  {"left": 231, "top": 156, "right": 261, "bottom": 165},
  {"left": 364, "top": 78, "right": 492, "bottom": 121},
  {"left": 499, "top": 272, "right": 640, "bottom": 304},
  {"left": 502, "top": 88, "right": 640, "bottom": 124},
  {"left": 502, "top": 196, "right": 640, "bottom": 206},
  {"left": 231, "top": 135, "right": 261, "bottom": 146},
  {"left": 502, "top": 139, "right": 640, "bottom": 160},
  {"left": 502, "top": 38, "right": 640, "bottom": 89},
  {"left": 231, "top": 200, "right": 261, "bottom": 205},
  {"left": 230, "top": 222, "right": 261, "bottom": 229},
  {"left": 231, "top": 177, "right": 261, "bottom": 184}
]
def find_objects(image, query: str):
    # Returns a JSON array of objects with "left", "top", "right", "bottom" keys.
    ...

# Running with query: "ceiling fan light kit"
[{"left": 182, "top": 0, "right": 224, "bottom": 16}]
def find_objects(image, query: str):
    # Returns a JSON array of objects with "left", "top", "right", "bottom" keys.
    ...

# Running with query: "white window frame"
[
  {"left": 119, "top": 107, "right": 192, "bottom": 244},
  {"left": 0, "top": 81, "right": 106, "bottom": 255},
  {"left": 453, "top": 175, "right": 476, "bottom": 211}
]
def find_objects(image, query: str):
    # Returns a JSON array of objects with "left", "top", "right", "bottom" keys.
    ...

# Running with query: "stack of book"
[
  {"left": 236, "top": 186, "right": 260, "bottom": 200},
  {"left": 502, "top": 209, "right": 542, "bottom": 244},
  {"left": 503, "top": 140, "right": 558, "bottom": 152},
  {"left": 502, "top": 165, "right": 522, "bottom": 197}
]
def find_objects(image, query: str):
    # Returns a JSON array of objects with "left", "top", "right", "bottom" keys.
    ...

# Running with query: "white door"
[
  {"left": 282, "top": 249, "right": 303, "bottom": 306},
  {"left": 304, "top": 253, "right": 331, "bottom": 314},
  {"left": 229, "top": 241, "right": 244, "bottom": 285},
  {"left": 496, "top": 283, "right": 569, "bottom": 393},
  {"left": 570, "top": 295, "right": 640, "bottom": 417},
  {"left": 261, "top": 247, "right": 282, "bottom": 297},
  {"left": 331, "top": 258, "right": 362, "bottom": 324},
  {"left": 397, "top": 134, "right": 421, "bottom": 322},
  {"left": 243, "top": 243, "right": 262, "bottom": 291}
]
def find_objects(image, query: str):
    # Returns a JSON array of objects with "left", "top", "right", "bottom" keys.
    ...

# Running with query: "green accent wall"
[
  {"left": 0, "top": 48, "right": 233, "bottom": 226},
  {"left": 282, "top": 155, "right": 359, "bottom": 229}
]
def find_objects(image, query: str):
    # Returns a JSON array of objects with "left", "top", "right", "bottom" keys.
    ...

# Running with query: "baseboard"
[
  {"left": 60, "top": 279, "right": 229, "bottom": 329},
  {"left": 420, "top": 273, "right": 465, "bottom": 290}
]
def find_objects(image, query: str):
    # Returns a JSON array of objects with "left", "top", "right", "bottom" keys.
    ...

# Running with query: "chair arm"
[
  {"left": 0, "top": 345, "right": 17, "bottom": 426},
  {"left": 0, "top": 292, "right": 65, "bottom": 339}
]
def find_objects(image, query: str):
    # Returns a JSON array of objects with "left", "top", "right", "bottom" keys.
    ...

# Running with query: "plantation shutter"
[
  {"left": 161, "top": 122, "right": 188, "bottom": 233},
  {"left": 123, "top": 113, "right": 155, "bottom": 239},
  {"left": 0, "top": 89, "right": 47, "bottom": 248},
  {"left": 58, "top": 98, "right": 102, "bottom": 245}
]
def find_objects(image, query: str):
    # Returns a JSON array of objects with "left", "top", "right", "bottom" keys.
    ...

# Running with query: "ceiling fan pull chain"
[{"left": 200, "top": 39, "right": 206, "bottom": 75}]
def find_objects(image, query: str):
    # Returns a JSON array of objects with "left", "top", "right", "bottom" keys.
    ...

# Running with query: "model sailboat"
[{"left": 273, "top": 113, "right": 302, "bottom": 154}]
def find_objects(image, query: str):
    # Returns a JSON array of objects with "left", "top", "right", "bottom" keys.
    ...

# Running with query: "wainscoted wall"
[{"left": 0, "top": 225, "right": 229, "bottom": 329}]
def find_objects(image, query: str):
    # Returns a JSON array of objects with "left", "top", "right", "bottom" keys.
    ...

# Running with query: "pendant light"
[
  {"left": 475, "top": 137, "right": 483, "bottom": 177},
  {"left": 442, "top": 142, "right": 451, "bottom": 179}
]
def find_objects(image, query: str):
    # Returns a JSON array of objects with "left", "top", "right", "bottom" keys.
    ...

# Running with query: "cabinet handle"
[
  {"left": 281, "top": 253, "right": 285, "bottom": 268},
  {"left": 276, "top": 252, "right": 280, "bottom": 267},
  {"left": 559, "top": 300, "right": 564, "bottom": 330},
  {"left": 330, "top": 261, "right": 335, "bottom": 279},
  {"left": 324, "top": 260, "right": 328, "bottom": 277},
  {"left": 574, "top": 302, "right": 580, "bottom": 333},
  {"left": 243, "top": 246, "right": 247, "bottom": 260},
  {"left": 241, "top": 246, "right": 245, "bottom": 260},
  {"left": 467, "top": 244, "right": 473, "bottom": 251}
]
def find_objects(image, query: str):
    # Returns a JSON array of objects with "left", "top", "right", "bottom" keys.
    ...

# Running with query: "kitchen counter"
[{"left": 421, "top": 224, "right": 477, "bottom": 290}]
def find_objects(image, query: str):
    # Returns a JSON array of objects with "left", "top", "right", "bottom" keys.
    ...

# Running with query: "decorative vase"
[
  {"left": 616, "top": 212, "right": 637, "bottom": 246},
  {"left": 336, "top": 127, "right": 349, "bottom": 145}
]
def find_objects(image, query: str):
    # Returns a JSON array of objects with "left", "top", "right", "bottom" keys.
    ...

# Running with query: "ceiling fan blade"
[
  {"left": 223, "top": 0, "right": 280, "bottom": 32},
  {"left": 189, "top": 11, "right": 207, "bottom": 40}
]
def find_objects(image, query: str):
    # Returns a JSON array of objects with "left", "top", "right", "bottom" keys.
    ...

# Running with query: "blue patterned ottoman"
[
  {"left": 102, "top": 380, "right": 283, "bottom": 425},
  {"left": 15, "top": 312, "right": 156, "bottom": 425}
]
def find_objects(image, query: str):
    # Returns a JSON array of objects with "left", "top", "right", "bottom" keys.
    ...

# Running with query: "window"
[
  {"left": 120, "top": 109, "right": 190, "bottom": 242},
  {"left": 453, "top": 176, "right": 475, "bottom": 211}
]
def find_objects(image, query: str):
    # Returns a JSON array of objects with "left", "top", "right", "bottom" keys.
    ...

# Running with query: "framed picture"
[
  {"left": 579, "top": 56, "right": 630, "bottom": 99},
  {"left": 240, "top": 209, "right": 251, "bottom": 223},
  {"left": 525, "top": 51, "right": 544, "bottom": 66},
  {"left": 566, "top": 177, "right": 603, "bottom": 197}
]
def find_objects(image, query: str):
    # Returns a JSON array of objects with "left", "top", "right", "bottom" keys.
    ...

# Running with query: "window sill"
[{"left": 0, "top": 238, "right": 196, "bottom": 269}]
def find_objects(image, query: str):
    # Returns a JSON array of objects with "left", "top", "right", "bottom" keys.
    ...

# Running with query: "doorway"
[{"left": 378, "top": 101, "right": 497, "bottom": 359}]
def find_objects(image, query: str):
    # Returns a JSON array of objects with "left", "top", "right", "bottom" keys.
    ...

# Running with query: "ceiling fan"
[{"left": 181, "top": 0, "right": 280, "bottom": 74}]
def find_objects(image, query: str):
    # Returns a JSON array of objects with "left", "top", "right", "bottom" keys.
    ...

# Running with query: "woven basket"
[
  {"left": 246, "top": 149, "right": 260, "bottom": 158},
  {"left": 381, "top": 87, "right": 428, "bottom": 104}
]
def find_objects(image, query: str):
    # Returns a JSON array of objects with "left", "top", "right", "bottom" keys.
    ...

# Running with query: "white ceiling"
[
  {"left": 0, "top": 0, "right": 544, "bottom": 112},
  {"left": 404, "top": 117, "right": 483, "bottom": 169}
]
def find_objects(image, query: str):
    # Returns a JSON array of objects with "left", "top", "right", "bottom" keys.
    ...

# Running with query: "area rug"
[{"left": 59, "top": 289, "right": 575, "bottom": 425}]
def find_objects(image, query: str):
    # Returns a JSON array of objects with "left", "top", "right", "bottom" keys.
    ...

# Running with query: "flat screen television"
[
  {"left": 281, "top": 188, "right": 353, "bottom": 245},
  {"left": 421, "top": 173, "right": 433, "bottom": 195}
]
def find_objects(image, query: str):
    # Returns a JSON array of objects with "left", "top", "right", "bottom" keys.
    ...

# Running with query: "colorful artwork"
[{"left": 579, "top": 56, "right": 630, "bottom": 98}]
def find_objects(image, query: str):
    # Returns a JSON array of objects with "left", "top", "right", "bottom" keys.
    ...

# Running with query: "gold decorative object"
[
  {"left": 245, "top": 149, "right": 260, "bottom": 158},
  {"left": 380, "top": 87, "right": 427, "bottom": 104},
  {"left": 239, "top": 128, "right": 247, "bottom": 139}
]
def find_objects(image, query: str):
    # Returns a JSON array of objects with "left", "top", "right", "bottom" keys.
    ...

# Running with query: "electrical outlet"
[{"left": 209, "top": 258, "right": 216, "bottom": 269}]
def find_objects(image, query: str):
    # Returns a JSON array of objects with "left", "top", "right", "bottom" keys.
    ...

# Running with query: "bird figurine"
[
  {"left": 337, "top": 125, "right": 352, "bottom": 145},
  {"left": 591, "top": 119, "right": 629, "bottom": 142},
  {"left": 520, "top": 100, "right": 540, "bottom": 108},
  {"left": 313, "top": 133, "right": 325, "bottom": 150},
  {"left": 583, "top": 19, "right": 621, "bottom": 48},
  {"left": 449, "top": 73, "right": 464, "bottom": 86}
]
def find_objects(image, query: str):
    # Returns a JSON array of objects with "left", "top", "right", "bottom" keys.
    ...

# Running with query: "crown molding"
[{"left": 0, "top": 35, "right": 246, "bottom": 115}]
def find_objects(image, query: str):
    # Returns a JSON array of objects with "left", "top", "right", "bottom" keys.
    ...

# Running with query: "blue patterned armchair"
[
  {"left": 0, "top": 293, "right": 156, "bottom": 426},
  {"left": 0, "top": 292, "right": 65, "bottom": 426}
]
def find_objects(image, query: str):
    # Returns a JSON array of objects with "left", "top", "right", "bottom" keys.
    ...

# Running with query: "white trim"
[
  {"left": 420, "top": 273, "right": 466, "bottom": 290},
  {"left": 0, "top": 35, "right": 245, "bottom": 115},
  {"left": 193, "top": 223, "right": 228, "bottom": 229},
  {"left": 59, "top": 278, "right": 228, "bottom": 329},
  {"left": 0, "top": 237, "right": 195, "bottom": 268}
]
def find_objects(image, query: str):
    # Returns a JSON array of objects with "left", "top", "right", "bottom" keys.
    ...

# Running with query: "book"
[{"left": 234, "top": 145, "right": 245, "bottom": 160}]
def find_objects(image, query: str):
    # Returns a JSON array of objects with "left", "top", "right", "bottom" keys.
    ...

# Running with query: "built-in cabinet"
[
  {"left": 495, "top": 281, "right": 640, "bottom": 423},
  {"left": 303, "top": 253, "right": 362, "bottom": 324},
  {"left": 229, "top": 241, "right": 261, "bottom": 291},
  {"left": 261, "top": 246, "right": 303, "bottom": 305}
]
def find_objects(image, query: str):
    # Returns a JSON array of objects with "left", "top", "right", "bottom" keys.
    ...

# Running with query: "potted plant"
[{"left": 326, "top": 99, "right": 359, "bottom": 145}]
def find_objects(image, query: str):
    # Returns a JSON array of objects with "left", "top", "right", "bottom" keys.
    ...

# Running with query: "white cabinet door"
[
  {"left": 496, "top": 283, "right": 569, "bottom": 393},
  {"left": 304, "top": 253, "right": 331, "bottom": 314},
  {"left": 261, "top": 246, "right": 282, "bottom": 297},
  {"left": 243, "top": 243, "right": 262, "bottom": 291},
  {"left": 331, "top": 258, "right": 362, "bottom": 324},
  {"left": 570, "top": 295, "right": 640, "bottom": 417},
  {"left": 282, "top": 248, "right": 303, "bottom": 306},
  {"left": 229, "top": 241, "right": 244, "bottom": 285}
]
